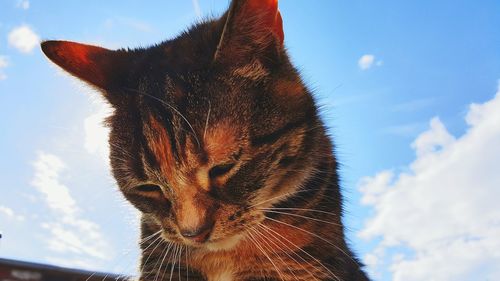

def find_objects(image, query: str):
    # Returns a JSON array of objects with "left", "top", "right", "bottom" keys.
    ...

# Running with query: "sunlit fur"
[{"left": 41, "top": 0, "right": 370, "bottom": 280}]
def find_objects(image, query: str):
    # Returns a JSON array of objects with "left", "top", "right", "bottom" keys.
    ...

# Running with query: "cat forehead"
[
  {"left": 158, "top": 61, "right": 269, "bottom": 88},
  {"left": 203, "top": 121, "right": 244, "bottom": 161},
  {"left": 147, "top": 115, "right": 243, "bottom": 165}
]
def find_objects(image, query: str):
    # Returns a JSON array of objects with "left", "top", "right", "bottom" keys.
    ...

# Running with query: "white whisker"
[
  {"left": 253, "top": 225, "right": 300, "bottom": 281},
  {"left": 126, "top": 88, "right": 201, "bottom": 147},
  {"left": 169, "top": 244, "right": 179, "bottom": 281},
  {"left": 265, "top": 216, "right": 360, "bottom": 269},
  {"left": 257, "top": 224, "right": 317, "bottom": 280},
  {"left": 259, "top": 207, "right": 338, "bottom": 217},
  {"left": 259, "top": 209, "right": 341, "bottom": 226},
  {"left": 203, "top": 100, "right": 211, "bottom": 141},
  {"left": 247, "top": 227, "right": 286, "bottom": 281},
  {"left": 259, "top": 223, "right": 338, "bottom": 281}
]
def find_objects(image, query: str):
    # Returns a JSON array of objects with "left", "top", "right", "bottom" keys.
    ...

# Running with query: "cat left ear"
[{"left": 41, "top": 40, "right": 129, "bottom": 93}]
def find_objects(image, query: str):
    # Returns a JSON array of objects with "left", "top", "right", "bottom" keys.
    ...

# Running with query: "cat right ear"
[
  {"left": 214, "top": 0, "right": 284, "bottom": 63},
  {"left": 41, "top": 40, "right": 130, "bottom": 97}
]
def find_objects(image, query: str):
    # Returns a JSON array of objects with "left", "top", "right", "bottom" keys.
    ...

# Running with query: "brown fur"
[{"left": 41, "top": 0, "right": 370, "bottom": 280}]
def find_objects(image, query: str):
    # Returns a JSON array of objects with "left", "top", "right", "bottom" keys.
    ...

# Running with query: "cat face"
[{"left": 41, "top": 0, "right": 321, "bottom": 251}]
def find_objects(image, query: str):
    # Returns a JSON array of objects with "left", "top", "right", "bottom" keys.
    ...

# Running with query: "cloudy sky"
[{"left": 0, "top": 0, "right": 499, "bottom": 280}]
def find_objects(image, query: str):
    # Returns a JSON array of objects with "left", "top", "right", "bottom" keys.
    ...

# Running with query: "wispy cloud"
[
  {"left": 31, "top": 153, "right": 78, "bottom": 216},
  {"left": 16, "top": 0, "right": 30, "bottom": 10},
  {"left": 381, "top": 122, "right": 427, "bottom": 138},
  {"left": 359, "top": 82, "right": 500, "bottom": 280},
  {"left": 392, "top": 97, "right": 437, "bottom": 112},
  {"left": 0, "top": 56, "right": 8, "bottom": 68},
  {"left": 0, "top": 55, "right": 8, "bottom": 80},
  {"left": 192, "top": 0, "right": 202, "bottom": 18},
  {"left": 8, "top": 25, "right": 40, "bottom": 53},
  {"left": 358, "top": 54, "right": 383, "bottom": 70},
  {"left": 103, "top": 17, "right": 154, "bottom": 33},
  {"left": 0, "top": 205, "right": 25, "bottom": 221},
  {"left": 31, "top": 151, "right": 112, "bottom": 267}
]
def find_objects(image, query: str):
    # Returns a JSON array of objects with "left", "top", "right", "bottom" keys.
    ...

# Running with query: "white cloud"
[
  {"left": 42, "top": 222, "right": 108, "bottom": 260},
  {"left": 84, "top": 100, "right": 112, "bottom": 161},
  {"left": 31, "top": 151, "right": 112, "bottom": 265},
  {"left": 31, "top": 152, "right": 78, "bottom": 216},
  {"left": 0, "top": 56, "right": 7, "bottom": 68},
  {"left": 0, "top": 56, "right": 8, "bottom": 80},
  {"left": 358, "top": 54, "right": 383, "bottom": 70},
  {"left": 359, "top": 82, "right": 500, "bottom": 280},
  {"left": 8, "top": 25, "right": 40, "bottom": 53},
  {"left": 17, "top": 0, "right": 30, "bottom": 10},
  {"left": 358, "top": 54, "right": 375, "bottom": 70},
  {"left": 192, "top": 0, "right": 202, "bottom": 18},
  {"left": 0, "top": 206, "right": 25, "bottom": 221}
]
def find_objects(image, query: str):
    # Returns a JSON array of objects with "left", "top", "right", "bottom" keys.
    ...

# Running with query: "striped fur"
[{"left": 41, "top": 0, "right": 370, "bottom": 280}]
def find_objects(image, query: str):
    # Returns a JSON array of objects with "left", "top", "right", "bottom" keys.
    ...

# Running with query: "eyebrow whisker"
[{"left": 203, "top": 100, "right": 211, "bottom": 141}]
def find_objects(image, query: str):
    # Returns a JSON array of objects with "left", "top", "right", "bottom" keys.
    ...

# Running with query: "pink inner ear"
[
  {"left": 242, "top": 0, "right": 284, "bottom": 46},
  {"left": 41, "top": 41, "right": 112, "bottom": 89}
]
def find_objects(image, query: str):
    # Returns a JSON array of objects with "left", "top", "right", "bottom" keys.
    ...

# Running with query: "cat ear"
[
  {"left": 214, "top": 0, "right": 284, "bottom": 62},
  {"left": 41, "top": 40, "right": 129, "bottom": 92}
]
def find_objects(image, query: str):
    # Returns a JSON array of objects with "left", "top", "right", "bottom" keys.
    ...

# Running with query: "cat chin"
[{"left": 203, "top": 233, "right": 244, "bottom": 252}]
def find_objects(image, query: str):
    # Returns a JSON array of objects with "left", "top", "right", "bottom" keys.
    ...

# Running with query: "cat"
[{"left": 41, "top": 0, "right": 370, "bottom": 280}]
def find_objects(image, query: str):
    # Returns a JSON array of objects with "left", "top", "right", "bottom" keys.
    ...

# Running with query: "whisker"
[
  {"left": 257, "top": 224, "right": 319, "bottom": 280},
  {"left": 108, "top": 156, "right": 133, "bottom": 164},
  {"left": 253, "top": 225, "right": 300, "bottom": 281},
  {"left": 259, "top": 223, "right": 333, "bottom": 281},
  {"left": 140, "top": 236, "right": 166, "bottom": 275},
  {"left": 250, "top": 179, "right": 343, "bottom": 210},
  {"left": 259, "top": 207, "right": 338, "bottom": 217},
  {"left": 203, "top": 100, "right": 211, "bottom": 141},
  {"left": 250, "top": 188, "right": 318, "bottom": 209},
  {"left": 265, "top": 216, "right": 361, "bottom": 269},
  {"left": 185, "top": 245, "right": 189, "bottom": 281},
  {"left": 139, "top": 230, "right": 163, "bottom": 245},
  {"left": 177, "top": 245, "right": 183, "bottom": 281},
  {"left": 150, "top": 244, "right": 166, "bottom": 281},
  {"left": 152, "top": 243, "right": 172, "bottom": 281},
  {"left": 108, "top": 142, "right": 134, "bottom": 157},
  {"left": 259, "top": 209, "right": 341, "bottom": 226},
  {"left": 168, "top": 244, "right": 179, "bottom": 281},
  {"left": 85, "top": 272, "right": 96, "bottom": 281},
  {"left": 83, "top": 236, "right": 139, "bottom": 281},
  {"left": 301, "top": 124, "right": 326, "bottom": 134},
  {"left": 126, "top": 88, "right": 201, "bottom": 147},
  {"left": 247, "top": 227, "right": 286, "bottom": 281}
]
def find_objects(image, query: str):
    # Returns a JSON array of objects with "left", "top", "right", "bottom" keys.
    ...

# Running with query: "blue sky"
[{"left": 1, "top": 1, "right": 499, "bottom": 280}]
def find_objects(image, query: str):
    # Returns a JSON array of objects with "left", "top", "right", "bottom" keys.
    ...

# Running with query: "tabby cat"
[{"left": 41, "top": 0, "right": 369, "bottom": 280}]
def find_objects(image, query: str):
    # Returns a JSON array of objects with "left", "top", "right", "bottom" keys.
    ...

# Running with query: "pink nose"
[{"left": 180, "top": 223, "right": 213, "bottom": 243}]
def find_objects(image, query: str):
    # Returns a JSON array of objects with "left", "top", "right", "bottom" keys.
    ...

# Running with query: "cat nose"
[{"left": 180, "top": 222, "right": 213, "bottom": 243}]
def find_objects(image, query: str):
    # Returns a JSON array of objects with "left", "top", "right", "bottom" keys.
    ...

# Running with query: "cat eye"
[
  {"left": 209, "top": 163, "right": 235, "bottom": 179},
  {"left": 134, "top": 184, "right": 165, "bottom": 200},
  {"left": 135, "top": 184, "right": 162, "bottom": 193}
]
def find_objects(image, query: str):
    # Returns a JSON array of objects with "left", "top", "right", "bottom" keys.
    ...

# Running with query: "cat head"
[{"left": 41, "top": 0, "right": 323, "bottom": 250}]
